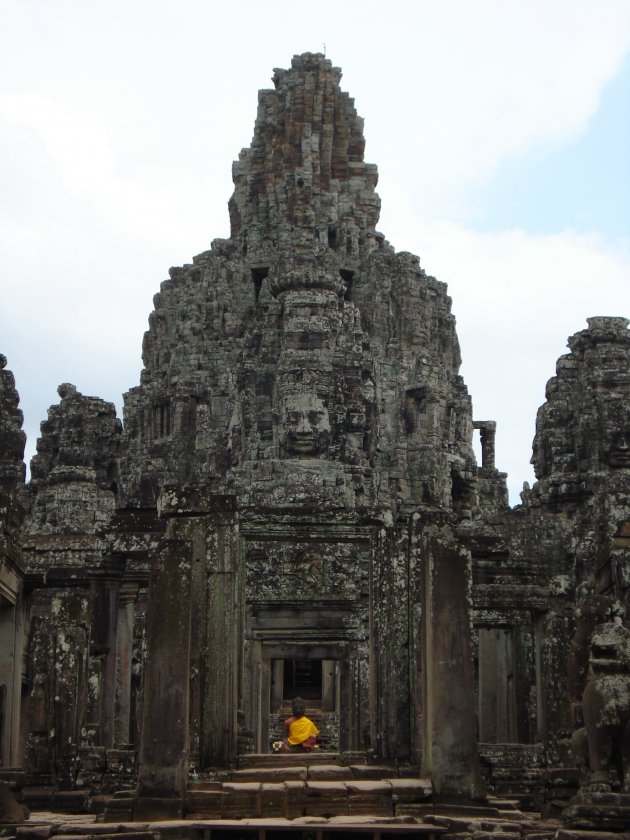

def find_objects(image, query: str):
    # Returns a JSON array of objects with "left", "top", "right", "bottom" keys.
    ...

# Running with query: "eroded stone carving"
[
  {"left": 280, "top": 392, "right": 330, "bottom": 458},
  {"left": 568, "top": 593, "right": 630, "bottom": 792}
]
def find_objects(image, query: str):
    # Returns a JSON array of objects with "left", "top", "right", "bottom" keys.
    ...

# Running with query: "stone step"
[
  {"left": 186, "top": 777, "right": 433, "bottom": 820},
  {"left": 237, "top": 751, "right": 343, "bottom": 769},
  {"left": 25, "top": 819, "right": 448, "bottom": 840},
  {"left": 201, "top": 763, "right": 423, "bottom": 785}
]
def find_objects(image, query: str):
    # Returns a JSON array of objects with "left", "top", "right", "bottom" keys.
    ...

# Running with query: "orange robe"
[{"left": 287, "top": 715, "right": 319, "bottom": 746}]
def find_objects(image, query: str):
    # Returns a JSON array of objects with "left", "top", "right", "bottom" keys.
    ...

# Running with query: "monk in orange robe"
[{"left": 284, "top": 697, "right": 319, "bottom": 750}]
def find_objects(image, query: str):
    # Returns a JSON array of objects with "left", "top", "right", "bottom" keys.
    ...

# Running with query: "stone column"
[
  {"left": 322, "top": 660, "right": 336, "bottom": 711},
  {"left": 371, "top": 524, "right": 413, "bottom": 760},
  {"left": 271, "top": 660, "right": 284, "bottom": 712},
  {"left": 113, "top": 582, "right": 138, "bottom": 746},
  {"left": 136, "top": 535, "right": 192, "bottom": 820},
  {"left": 420, "top": 523, "right": 485, "bottom": 803},
  {"left": 201, "top": 502, "right": 241, "bottom": 766},
  {"left": 473, "top": 421, "right": 496, "bottom": 470},
  {"left": 0, "top": 600, "right": 17, "bottom": 766}
]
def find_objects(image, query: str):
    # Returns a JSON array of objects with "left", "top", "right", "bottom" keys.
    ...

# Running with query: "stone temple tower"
[
  {"left": 117, "top": 53, "right": 482, "bottom": 814},
  {"left": 120, "top": 53, "right": 475, "bottom": 515}
]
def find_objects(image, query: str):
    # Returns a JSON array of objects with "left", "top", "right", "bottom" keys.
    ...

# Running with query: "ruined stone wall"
[
  {"left": 19, "top": 384, "right": 153, "bottom": 792},
  {"left": 526, "top": 316, "right": 630, "bottom": 609},
  {"left": 461, "top": 317, "right": 630, "bottom": 804}
]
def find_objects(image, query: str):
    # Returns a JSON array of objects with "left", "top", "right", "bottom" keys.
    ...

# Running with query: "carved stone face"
[
  {"left": 283, "top": 394, "right": 330, "bottom": 457},
  {"left": 607, "top": 430, "right": 630, "bottom": 468}
]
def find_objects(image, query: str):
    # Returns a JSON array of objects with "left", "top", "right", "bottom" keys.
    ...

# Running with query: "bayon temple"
[{"left": 1, "top": 54, "right": 630, "bottom": 836}]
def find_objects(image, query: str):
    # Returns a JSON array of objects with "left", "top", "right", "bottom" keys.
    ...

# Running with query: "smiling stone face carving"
[{"left": 282, "top": 393, "right": 330, "bottom": 457}]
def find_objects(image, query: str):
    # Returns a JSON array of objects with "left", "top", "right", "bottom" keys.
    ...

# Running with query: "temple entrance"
[
  {"left": 272, "top": 658, "right": 338, "bottom": 711},
  {"left": 243, "top": 588, "right": 371, "bottom": 756},
  {"left": 268, "top": 658, "right": 339, "bottom": 751}
]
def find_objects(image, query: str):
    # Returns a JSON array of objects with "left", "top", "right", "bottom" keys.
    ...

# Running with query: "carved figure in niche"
[
  {"left": 568, "top": 593, "right": 630, "bottom": 791},
  {"left": 450, "top": 466, "right": 475, "bottom": 520},
  {"left": 345, "top": 404, "right": 367, "bottom": 461},
  {"left": 344, "top": 374, "right": 376, "bottom": 463},
  {"left": 289, "top": 549, "right": 324, "bottom": 584},
  {"left": 404, "top": 388, "right": 427, "bottom": 438},
  {"left": 280, "top": 393, "right": 330, "bottom": 458}
]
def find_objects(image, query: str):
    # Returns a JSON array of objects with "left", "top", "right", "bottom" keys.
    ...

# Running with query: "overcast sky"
[{"left": 1, "top": 0, "right": 629, "bottom": 504}]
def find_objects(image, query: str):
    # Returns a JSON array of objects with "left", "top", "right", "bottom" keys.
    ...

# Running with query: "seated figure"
[{"left": 284, "top": 697, "right": 320, "bottom": 750}]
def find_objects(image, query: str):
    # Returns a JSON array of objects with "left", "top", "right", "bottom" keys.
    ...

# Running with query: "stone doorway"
[
  {"left": 268, "top": 658, "right": 339, "bottom": 751},
  {"left": 245, "top": 638, "right": 364, "bottom": 755},
  {"left": 282, "top": 659, "right": 322, "bottom": 705}
]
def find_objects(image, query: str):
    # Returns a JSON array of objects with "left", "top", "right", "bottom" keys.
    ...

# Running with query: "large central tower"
[
  {"left": 117, "top": 53, "right": 483, "bottom": 815},
  {"left": 121, "top": 53, "right": 475, "bottom": 516}
]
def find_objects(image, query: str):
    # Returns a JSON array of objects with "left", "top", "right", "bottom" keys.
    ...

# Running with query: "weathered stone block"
[
  {"left": 221, "top": 782, "right": 261, "bottom": 818},
  {"left": 50, "top": 790, "right": 89, "bottom": 813},
  {"left": 102, "top": 796, "right": 135, "bottom": 823},
  {"left": 305, "top": 781, "right": 348, "bottom": 817},
  {"left": 308, "top": 764, "right": 353, "bottom": 781},
  {"left": 260, "top": 782, "right": 284, "bottom": 817},
  {"left": 15, "top": 827, "right": 52, "bottom": 840},
  {"left": 21, "top": 787, "right": 53, "bottom": 811},
  {"left": 346, "top": 779, "right": 392, "bottom": 816},
  {"left": 185, "top": 789, "right": 224, "bottom": 819},
  {"left": 134, "top": 796, "right": 182, "bottom": 821},
  {"left": 0, "top": 781, "right": 29, "bottom": 824},
  {"left": 283, "top": 780, "right": 307, "bottom": 819},
  {"left": 232, "top": 766, "right": 307, "bottom": 783},
  {"left": 348, "top": 765, "right": 391, "bottom": 780},
  {"left": 390, "top": 778, "right": 432, "bottom": 803}
]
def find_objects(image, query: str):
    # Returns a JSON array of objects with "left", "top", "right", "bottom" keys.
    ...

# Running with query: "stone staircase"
[
  {"left": 184, "top": 754, "right": 431, "bottom": 821},
  {"left": 12, "top": 756, "right": 567, "bottom": 840}
]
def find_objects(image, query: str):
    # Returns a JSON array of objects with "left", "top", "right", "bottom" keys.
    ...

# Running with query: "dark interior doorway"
[{"left": 283, "top": 659, "right": 322, "bottom": 705}]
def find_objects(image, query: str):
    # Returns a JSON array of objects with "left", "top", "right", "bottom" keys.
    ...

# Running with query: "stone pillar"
[
  {"left": 100, "top": 579, "right": 121, "bottom": 749},
  {"left": 371, "top": 524, "right": 414, "bottom": 760},
  {"left": 322, "top": 659, "right": 336, "bottom": 711},
  {"left": 201, "top": 503, "right": 241, "bottom": 767},
  {"left": 188, "top": 520, "right": 208, "bottom": 772},
  {"left": 113, "top": 583, "right": 138, "bottom": 746},
  {"left": 0, "top": 599, "right": 19, "bottom": 766},
  {"left": 420, "top": 523, "right": 485, "bottom": 803},
  {"left": 271, "top": 660, "right": 284, "bottom": 712},
  {"left": 474, "top": 421, "right": 496, "bottom": 470},
  {"left": 136, "top": 536, "right": 192, "bottom": 820}
]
